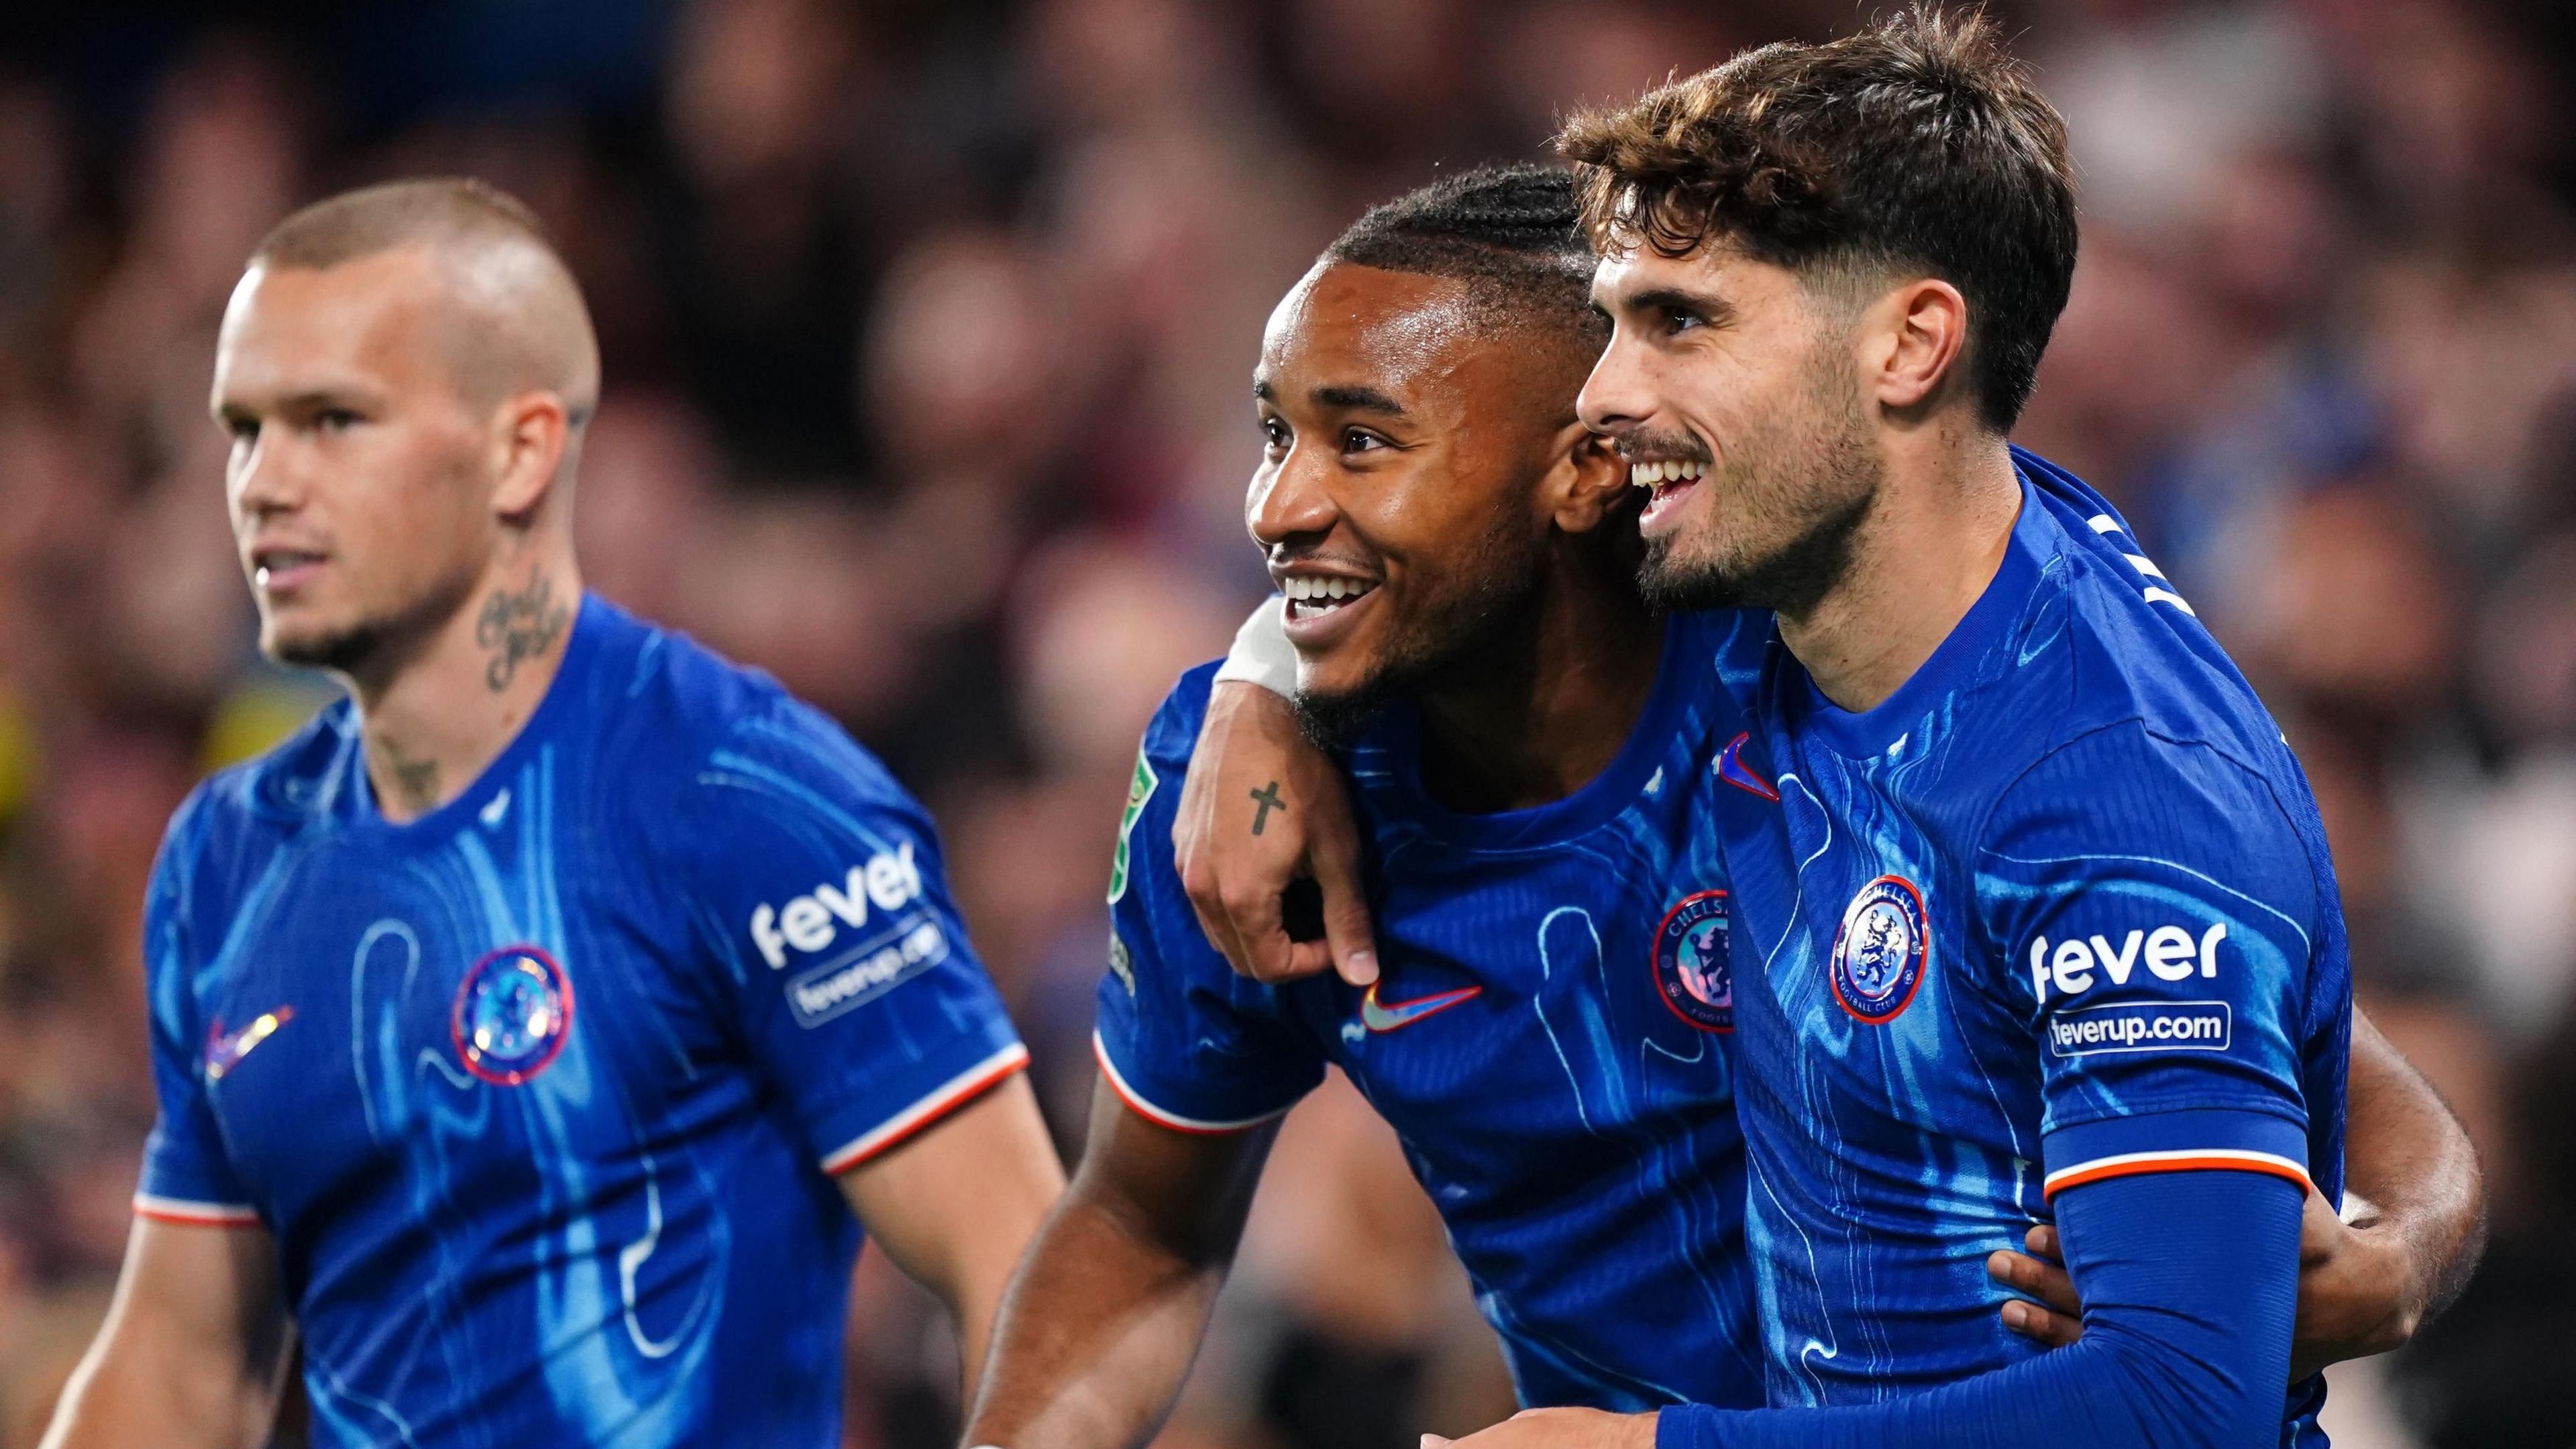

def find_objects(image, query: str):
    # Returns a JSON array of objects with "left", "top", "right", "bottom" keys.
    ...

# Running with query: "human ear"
[
  {"left": 488, "top": 391, "right": 573, "bottom": 522},
  {"left": 1546, "top": 425, "right": 1631, "bottom": 535},
  {"left": 1866, "top": 279, "right": 1970, "bottom": 415}
]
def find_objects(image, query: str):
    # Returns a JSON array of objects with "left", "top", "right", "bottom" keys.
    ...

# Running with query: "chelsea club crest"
[
  {"left": 1652, "top": 890, "right": 1734, "bottom": 1033},
  {"left": 451, "top": 945, "right": 575, "bottom": 1086},
  {"left": 1830, "top": 875, "right": 1929, "bottom": 1024}
]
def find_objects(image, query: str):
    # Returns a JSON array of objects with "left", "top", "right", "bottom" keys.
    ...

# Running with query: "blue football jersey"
[
  {"left": 1097, "top": 613, "right": 1764, "bottom": 1413},
  {"left": 1698, "top": 449, "right": 2349, "bottom": 1440},
  {"left": 136, "top": 595, "right": 1026, "bottom": 1448}
]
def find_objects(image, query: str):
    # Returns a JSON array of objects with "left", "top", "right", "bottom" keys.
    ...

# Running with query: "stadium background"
[{"left": 0, "top": 0, "right": 2571, "bottom": 1444}]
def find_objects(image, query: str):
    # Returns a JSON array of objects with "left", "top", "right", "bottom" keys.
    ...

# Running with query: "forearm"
[
  {"left": 2341, "top": 1008, "right": 2485, "bottom": 1326},
  {"left": 43, "top": 1320, "right": 277, "bottom": 1449},
  {"left": 1662, "top": 1171, "right": 2304, "bottom": 1449},
  {"left": 961, "top": 1194, "right": 1230, "bottom": 1449}
]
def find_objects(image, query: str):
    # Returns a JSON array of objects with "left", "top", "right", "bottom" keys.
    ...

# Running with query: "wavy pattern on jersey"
[
  {"left": 1099, "top": 618, "right": 1768, "bottom": 1415},
  {"left": 136, "top": 598, "right": 1018, "bottom": 1448},
  {"left": 1699, "top": 453, "right": 2349, "bottom": 1444}
]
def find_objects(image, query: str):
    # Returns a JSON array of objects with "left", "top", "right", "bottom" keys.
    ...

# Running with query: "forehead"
[
  {"left": 1257, "top": 262, "right": 1493, "bottom": 399},
  {"left": 213, "top": 248, "right": 455, "bottom": 405},
  {"left": 1589, "top": 241, "right": 1799, "bottom": 310}
]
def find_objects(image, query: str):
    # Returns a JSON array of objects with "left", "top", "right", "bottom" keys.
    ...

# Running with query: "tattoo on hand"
[
  {"left": 476, "top": 570, "right": 570, "bottom": 692},
  {"left": 1250, "top": 781, "right": 1285, "bottom": 835}
]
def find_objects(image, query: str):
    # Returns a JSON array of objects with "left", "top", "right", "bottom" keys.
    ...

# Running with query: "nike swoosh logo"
[
  {"left": 205, "top": 1006, "right": 295, "bottom": 1081},
  {"left": 1359, "top": 980, "right": 1482, "bottom": 1033},
  {"left": 1716, "top": 731, "right": 1780, "bottom": 802}
]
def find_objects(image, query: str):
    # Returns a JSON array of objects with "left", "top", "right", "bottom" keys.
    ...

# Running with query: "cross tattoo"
[{"left": 1249, "top": 782, "right": 1286, "bottom": 836}]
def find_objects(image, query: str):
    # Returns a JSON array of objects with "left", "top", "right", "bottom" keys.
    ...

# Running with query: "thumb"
[
  {"left": 1422, "top": 1439, "right": 1454, "bottom": 1449},
  {"left": 1312, "top": 839, "right": 1379, "bottom": 987}
]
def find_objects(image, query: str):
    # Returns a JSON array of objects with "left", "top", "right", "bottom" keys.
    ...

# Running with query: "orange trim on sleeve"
[
  {"left": 822, "top": 1044, "right": 1030, "bottom": 1175},
  {"left": 132, "top": 1195, "right": 262, "bottom": 1228},
  {"left": 2042, "top": 1148, "right": 2312, "bottom": 1199}
]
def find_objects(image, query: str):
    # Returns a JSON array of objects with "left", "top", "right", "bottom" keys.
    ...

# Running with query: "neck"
[
  {"left": 345, "top": 545, "right": 583, "bottom": 824},
  {"left": 1414, "top": 542, "right": 1662, "bottom": 814},
  {"left": 1779, "top": 427, "right": 2020, "bottom": 714}
]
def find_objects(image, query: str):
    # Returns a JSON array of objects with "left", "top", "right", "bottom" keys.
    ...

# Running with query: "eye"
[
  {"left": 225, "top": 417, "right": 260, "bottom": 445},
  {"left": 1661, "top": 306, "right": 1704, "bottom": 336},
  {"left": 315, "top": 408, "right": 362, "bottom": 435},
  {"left": 1340, "top": 427, "right": 1388, "bottom": 455},
  {"left": 1260, "top": 415, "right": 1291, "bottom": 457}
]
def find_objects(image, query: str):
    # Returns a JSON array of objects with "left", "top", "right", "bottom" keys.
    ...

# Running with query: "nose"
[
  {"left": 1577, "top": 329, "right": 1655, "bottom": 439},
  {"left": 227, "top": 425, "right": 301, "bottom": 521},
  {"left": 1246, "top": 441, "right": 1339, "bottom": 554}
]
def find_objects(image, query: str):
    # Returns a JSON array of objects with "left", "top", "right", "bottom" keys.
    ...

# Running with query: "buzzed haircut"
[
  {"left": 1324, "top": 164, "right": 1607, "bottom": 354},
  {"left": 1557, "top": 5, "right": 2078, "bottom": 433},
  {"left": 251, "top": 176, "right": 559, "bottom": 272},
  {"left": 246, "top": 176, "right": 601, "bottom": 425}
]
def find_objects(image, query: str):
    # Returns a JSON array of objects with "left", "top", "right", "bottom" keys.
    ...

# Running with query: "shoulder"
[
  {"left": 1111, "top": 661, "right": 1223, "bottom": 892},
  {"left": 161, "top": 697, "right": 358, "bottom": 879},
  {"left": 588, "top": 604, "right": 918, "bottom": 816},
  {"left": 1981, "top": 719, "right": 2320, "bottom": 918},
  {"left": 1986, "top": 483, "right": 2299, "bottom": 794},
  {"left": 1142, "top": 661, "right": 1224, "bottom": 775}
]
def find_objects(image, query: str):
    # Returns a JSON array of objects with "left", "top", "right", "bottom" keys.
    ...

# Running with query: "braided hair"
[{"left": 1322, "top": 163, "right": 1605, "bottom": 350}]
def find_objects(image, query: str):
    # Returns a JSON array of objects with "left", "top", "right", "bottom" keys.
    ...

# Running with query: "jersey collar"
[
  {"left": 1788, "top": 468, "right": 2051, "bottom": 760},
  {"left": 337, "top": 591, "right": 614, "bottom": 843}
]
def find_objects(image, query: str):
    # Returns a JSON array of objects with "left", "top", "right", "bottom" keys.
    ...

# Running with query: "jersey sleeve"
[
  {"left": 1976, "top": 722, "right": 2337, "bottom": 1201},
  {"left": 676, "top": 703, "right": 1025, "bottom": 1176},
  {"left": 1093, "top": 666, "right": 1326, "bottom": 1132},
  {"left": 135, "top": 790, "right": 260, "bottom": 1227}
]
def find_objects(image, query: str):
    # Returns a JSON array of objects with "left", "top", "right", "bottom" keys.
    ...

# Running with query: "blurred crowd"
[{"left": 0, "top": 1, "right": 2570, "bottom": 1446}]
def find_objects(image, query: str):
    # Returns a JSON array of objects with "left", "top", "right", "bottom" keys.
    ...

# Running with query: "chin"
[
  {"left": 260, "top": 613, "right": 380, "bottom": 675},
  {"left": 1289, "top": 661, "right": 1396, "bottom": 753}
]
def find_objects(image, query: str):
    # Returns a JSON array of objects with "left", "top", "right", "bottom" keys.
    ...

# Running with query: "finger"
[
  {"left": 2000, "top": 1298, "right": 2084, "bottom": 1349},
  {"left": 1186, "top": 894, "right": 1250, "bottom": 980},
  {"left": 2023, "top": 1223, "right": 2061, "bottom": 1264},
  {"left": 1990, "top": 1250, "right": 2081, "bottom": 1316},
  {"left": 1310, "top": 838, "right": 1379, "bottom": 987},
  {"left": 1422, "top": 1438, "right": 1454, "bottom": 1449},
  {"left": 1222, "top": 881, "right": 1329, "bottom": 984},
  {"left": 2298, "top": 1187, "right": 2341, "bottom": 1268}
]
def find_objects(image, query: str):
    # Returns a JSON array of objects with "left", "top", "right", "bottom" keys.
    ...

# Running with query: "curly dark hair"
[{"left": 1556, "top": 6, "right": 2076, "bottom": 431}]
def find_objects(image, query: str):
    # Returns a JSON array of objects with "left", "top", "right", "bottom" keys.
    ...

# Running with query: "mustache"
[{"left": 1607, "top": 426, "right": 1711, "bottom": 466}]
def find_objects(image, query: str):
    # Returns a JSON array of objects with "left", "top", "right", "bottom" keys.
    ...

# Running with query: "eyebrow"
[
  {"left": 1311, "top": 384, "right": 1409, "bottom": 418},
  {"left": 1620, "top": 285, "right": 1738, "bottom": 326}
]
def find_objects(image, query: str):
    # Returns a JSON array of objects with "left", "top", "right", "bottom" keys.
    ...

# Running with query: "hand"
[
  {"left": 1424, "top": 1407, "right": 1658, "bottom": 1449},
  {"left": 1987, "top": 1224, "right": 2084, "bottom": 1350},
  {"left": 2285, "top": 1189, "right": 2422, "bottom": 1379},
  {"left": 1986, "top": 1190, "right": 2424, "bottom": 1380},
  {"left": 1171, "top": 682, "right": 1377, "bottom": 986}
]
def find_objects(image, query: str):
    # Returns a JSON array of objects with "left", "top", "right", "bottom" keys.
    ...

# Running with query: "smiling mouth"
[
  {"left": 1629, "top": 457, "right": 1707, "bottom": 527},
  {"left": 1281, "top": 574, "right": 1380, "bottom": 622}
]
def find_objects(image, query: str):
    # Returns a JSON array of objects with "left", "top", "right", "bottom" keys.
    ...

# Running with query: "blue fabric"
[
  {"left": 1693, "top": 448, "right": 2348, "bottom": 1440},
  {"left": 138, "top": 595, "right": 1022, "bottom": 1448},
  {"left": 1656, "top": 1167, "right": 2306, "bottom": 1449},
  {"left": 1097, "top": 612, "right": 1766, "bottom": 1411}
]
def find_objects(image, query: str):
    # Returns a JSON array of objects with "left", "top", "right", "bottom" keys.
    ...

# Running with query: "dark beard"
[
  {"left": 1290, "top": 541, "right": 1542, "bottom": 753},
  {"left": 1639, "top": 482, "right": 1874, "bottom": 617},
  {"left": 1635, "top": 350, "right": 1883, "bottom": 619}
]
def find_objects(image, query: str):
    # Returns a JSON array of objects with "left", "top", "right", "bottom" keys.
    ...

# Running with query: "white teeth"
[
  {"left": 1629, "top": 459, "right": 1705, "bottom": 488},
  {"left": 1281, "top": 577, "right": 1375, "bottom": 615}
]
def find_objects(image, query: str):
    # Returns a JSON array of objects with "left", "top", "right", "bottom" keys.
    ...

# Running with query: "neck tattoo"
[
  {"left": 376, "top": 735, "right": 442, "bottom": 814},
  {"left": 476, "top": 569, "right": 570, "bottom": 692}
]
